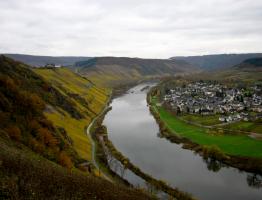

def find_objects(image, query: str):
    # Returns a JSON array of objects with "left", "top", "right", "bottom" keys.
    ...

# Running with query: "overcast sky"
[{"left": 0, "top": 0, "right": 262, "bottom": 58}]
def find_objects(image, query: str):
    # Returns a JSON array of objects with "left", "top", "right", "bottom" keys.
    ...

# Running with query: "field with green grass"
[
  {"left": 151, "top": 97, "right": 262, "bottom": 158},
  {"left": 179, "top": 114, "right": 262, "bottom": 134},
  {"left": 180, "top": 114, "right": 221, "bottom": 126},
  {"left": 224, "top": 121, "right": 262, "bottom": 134}
]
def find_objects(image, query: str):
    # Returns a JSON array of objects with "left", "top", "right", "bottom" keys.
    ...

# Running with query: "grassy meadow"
[
  {"left": 180, "top": 114, "right": 221, "bottom": 126},
  {"left": 224, "top": 121, "right": 262, "bottom": 134}
]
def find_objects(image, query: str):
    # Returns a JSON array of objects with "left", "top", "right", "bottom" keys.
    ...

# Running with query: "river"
[{"left": 103, "top": 83, "right": 262, "bottom": 200}]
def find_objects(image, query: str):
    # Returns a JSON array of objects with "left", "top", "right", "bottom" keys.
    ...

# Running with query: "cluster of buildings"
[
  {"left": 163, "top": 81, "right": 262, "bottom": 122},
  {"left": 44, "top": 63, "right": 61, "bottom": 68}
]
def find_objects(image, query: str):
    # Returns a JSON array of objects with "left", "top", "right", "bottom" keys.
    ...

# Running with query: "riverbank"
[
  {"left": 148, "top": 87, "right": 262, "bottom": 174},
  {"left": 89, "top": 106, "right": 155, "bottom": 191},
  {"left": 86, "top": 104, "right": 112, "bottom": 181},
  {"left": 87, "top": 82, "right": 153, "bottom": 184},
  {"left": 86, "top": 82, "right": 145, "bottom": 183},
  {"left": 85, "top": 91, "right": 135, "bottom": 185},
  {"left": 91, "top": 101, "right": 197, "bottom": 200}
]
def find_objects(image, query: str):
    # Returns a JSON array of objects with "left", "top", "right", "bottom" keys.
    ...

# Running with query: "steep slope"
[
  {"left": 34, "top": 67, "right": 110, "bottom": 160},
  {"left": 0, "top": 55, "right": 153, "bottom": 199},
  {"left": 0, "top": 129, "right": 152, "bottom": 200},
  {"left": 172, "top": 53, "right": 262, "bottom": 71},
  {"left": 0, "top": 55, "right": 111, "bottom": 168},
  {"left": 4, "top": 53, "right": 91, "bottom": 67},
  {"left": 0, "top": 55, "right": 84, "bottom": 168},
  {"left": 74, "top": 57, "right": 197, "bottom": 87}
]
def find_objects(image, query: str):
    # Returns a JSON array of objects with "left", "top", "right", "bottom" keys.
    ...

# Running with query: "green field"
[
  {"left": 180, "top": 114, "right": 221, "bottom": 126},
  {"left": 179, "top": 114, "right": 262, "bottom": 134},
  {"left": 152, "top": 98, "right": 262, "bottom": 158},
  {"left": 224, "top": 121, "right": 262, "bottom": 134}
]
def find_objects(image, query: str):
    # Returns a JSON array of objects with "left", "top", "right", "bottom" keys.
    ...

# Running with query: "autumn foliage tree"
[
  {"left": 16, "top": 91, "right": 45, "bottom": 116},
  {"left": 29, "top": 138, "right": 45, "bottom": 153},
  {"left": 5, "top": 126, "right": 21, "bottom": 141},
  {"left": 37, "top": 128, "right": 58, "bottom": 148},
  {"left": 28, "top": 120, "right": 41, "bottom": 135},
  {"left": 2, "top": 76, "right": 18, "bottom": 94},
  {"left": 58, "top": 151, "right": 73, "bottom": 169},
  {"left": 30, "top": 93, "right": 46, "bottom": 112}
]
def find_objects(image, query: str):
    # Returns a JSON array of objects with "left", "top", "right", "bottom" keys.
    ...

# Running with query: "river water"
[{"left": 103, "top": 83, "right": 262, "bottom": 200}]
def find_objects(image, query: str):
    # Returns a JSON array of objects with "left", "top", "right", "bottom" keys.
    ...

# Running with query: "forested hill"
[
  {"left": 74, "top": 56, "right": 198, "bottom": 86},
  {"left": 0, "top": 55, "right": 152, "bottom": 199},
  {"left": 172, "top": 53, "right": 262, "bottom": 71},
  {"left": 4, "top": 53, "right": 91, "bottom": 67}
]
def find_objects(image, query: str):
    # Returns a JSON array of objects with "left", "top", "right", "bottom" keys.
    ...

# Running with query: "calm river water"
[{"left": 103, "top": 83, "right": 262, "bottom": 200}]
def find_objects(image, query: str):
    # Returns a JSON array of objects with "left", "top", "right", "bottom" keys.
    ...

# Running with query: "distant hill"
[
  {"left": 74, "top": 56, "right": 198, "bottom": 87},
  {"left": 233, "top": 57, "right": 262, "bottom": 71},
  {"left": 3, "top": 53, "right": 91, "bottom": 67},
  {"left": 171, "top": 53, "right": 262, "bottom": 71},
  {"left": 185, "top": 57, "right": 262, "bottom": 83}
]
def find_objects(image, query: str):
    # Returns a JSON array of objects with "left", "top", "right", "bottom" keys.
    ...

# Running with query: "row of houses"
[{"left": 163, "top": 81, "right": 262, "bottom": 122}]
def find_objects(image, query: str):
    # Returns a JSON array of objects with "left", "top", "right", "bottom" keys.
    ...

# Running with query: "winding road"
[{"left": 86, "top": 94, "right": 112, "bottom": 182}]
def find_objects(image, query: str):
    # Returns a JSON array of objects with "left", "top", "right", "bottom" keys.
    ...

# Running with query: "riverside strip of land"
[{"left": 150, "top": 95, "right": 262, "bottom": 158}]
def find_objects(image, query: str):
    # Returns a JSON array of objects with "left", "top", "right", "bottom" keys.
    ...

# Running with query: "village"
[{"left": 163, "top": 81, "right": 262, "bottom": 123}]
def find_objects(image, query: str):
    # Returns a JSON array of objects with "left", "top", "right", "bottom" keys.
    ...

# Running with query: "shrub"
[{"left": 202, "top": 145, "right": 228, "bottom": 160}]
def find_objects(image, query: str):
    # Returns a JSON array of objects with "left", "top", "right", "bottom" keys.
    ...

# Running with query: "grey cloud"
[{"left": 0, "top": 0, "right": 261, "bottom": 58}]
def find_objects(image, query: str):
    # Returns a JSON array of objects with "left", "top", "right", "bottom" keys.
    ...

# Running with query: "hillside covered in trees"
[{"left": 0, "top": 56, "right": 153, "bottom": 199}]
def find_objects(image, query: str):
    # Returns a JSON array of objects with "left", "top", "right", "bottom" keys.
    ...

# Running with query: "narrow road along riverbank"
[{"left": 86, "top": 93, "right": 113, "bottom": 182}]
